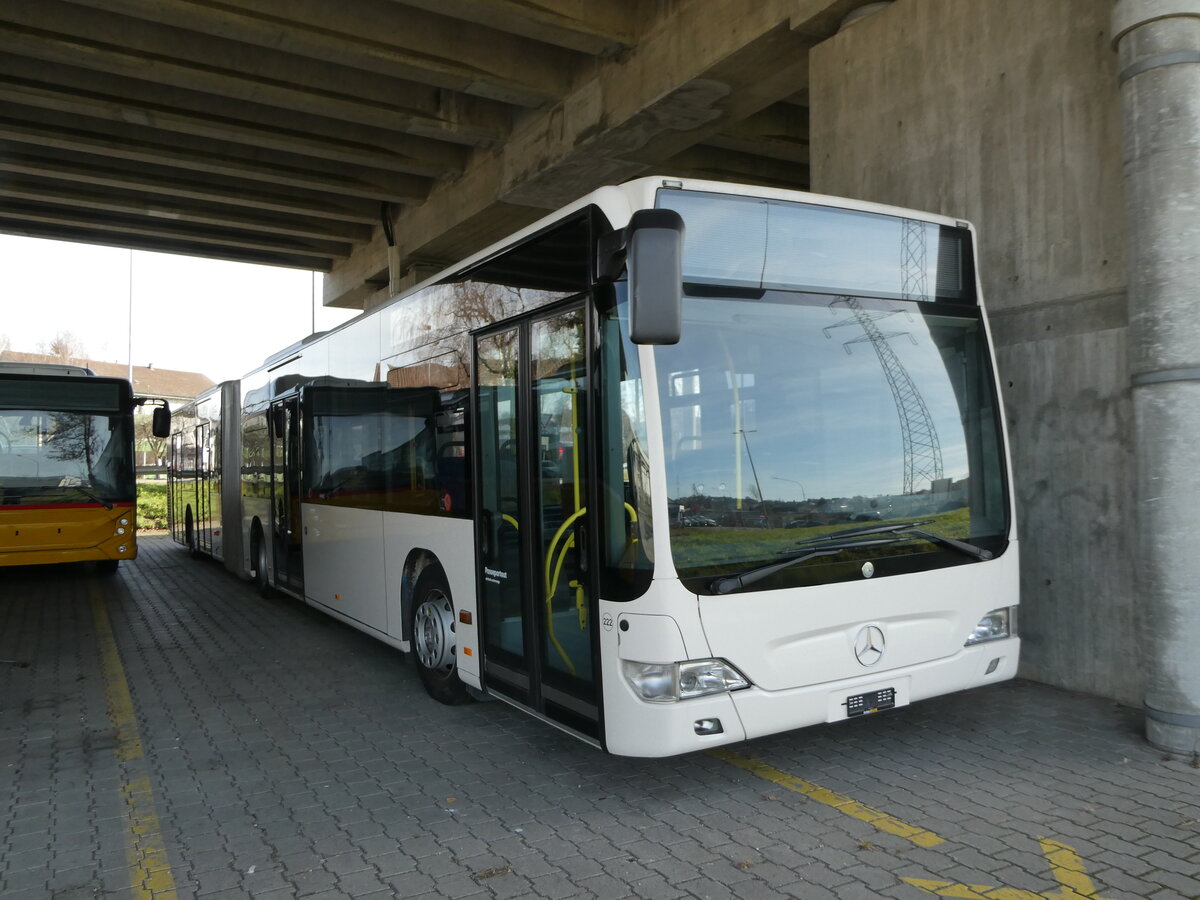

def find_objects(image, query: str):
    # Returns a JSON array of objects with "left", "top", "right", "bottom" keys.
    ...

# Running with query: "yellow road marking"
[
  {"left": 711, "top": 750, "right": 1114, "bottom": 899},
  {"left": 91, "top": 585, "right": 179, "bottom": 900},
  {"left": 903, "top": 838, "right": 1117, "bottom": 899},
  {"left": 1039, "top": 837, "right": 1110, "bottom": 898},
  {"left": 708, "top": 748, "right": 946, "bottom": 848}
]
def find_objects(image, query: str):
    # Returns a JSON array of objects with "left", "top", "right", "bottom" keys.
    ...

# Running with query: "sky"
[{"left": 0, "top": 235, "right": 359, "bottom": 384}]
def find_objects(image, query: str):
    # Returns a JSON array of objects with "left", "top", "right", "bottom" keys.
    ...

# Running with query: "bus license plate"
[{"left": 844, "top": 687, "right": 896, "bottom": 717}]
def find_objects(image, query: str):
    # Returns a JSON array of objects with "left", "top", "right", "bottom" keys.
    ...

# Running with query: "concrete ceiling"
[{"left": 0, "top": 0, "right": 862, "bottom": 309}]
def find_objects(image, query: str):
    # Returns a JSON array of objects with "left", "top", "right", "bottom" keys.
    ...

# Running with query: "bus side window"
[{"left": 598, "top": 285, "right": 653, "bottom": 600}]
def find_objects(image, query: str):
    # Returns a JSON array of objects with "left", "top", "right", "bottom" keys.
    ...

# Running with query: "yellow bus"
[{"left": 0, "top": 362, "right": 169, "bottom": 571}]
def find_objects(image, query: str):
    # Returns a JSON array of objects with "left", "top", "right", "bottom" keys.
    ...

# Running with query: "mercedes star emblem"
[{"left": 854, "top": 624, "right": 885, "bottom": 667}]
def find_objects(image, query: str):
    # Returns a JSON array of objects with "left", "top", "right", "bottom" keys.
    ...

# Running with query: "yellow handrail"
[{"left": 541, "top": 369, "right": 588, "bottom": 674}]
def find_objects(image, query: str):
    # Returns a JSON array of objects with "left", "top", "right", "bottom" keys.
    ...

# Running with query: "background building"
[{"left": 0, "top": 350, "right": 213, "bottom": 468}]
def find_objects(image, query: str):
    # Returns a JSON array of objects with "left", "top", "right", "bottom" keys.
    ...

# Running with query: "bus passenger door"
[
  {"left": 475, "top": 305, "right": 599, "bottom": 740},
  {"left": 195, "top": 420, "right": 212, "bottom": 554},
  {"left": 269, "top": 395, "right": 304, "bottom": 596}
]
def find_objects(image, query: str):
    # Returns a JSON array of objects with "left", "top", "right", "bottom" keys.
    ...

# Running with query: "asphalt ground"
[{"left": 1, "top": 534, "right": 1197, "bottom": 900}]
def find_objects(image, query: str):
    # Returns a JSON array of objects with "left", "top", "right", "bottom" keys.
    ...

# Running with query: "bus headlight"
[
  {"left": 622, "top": 659, "right": 750, "bottom": 702},
  {"left": 965, "top": 607, "right": 1016, "bottom": 646}
]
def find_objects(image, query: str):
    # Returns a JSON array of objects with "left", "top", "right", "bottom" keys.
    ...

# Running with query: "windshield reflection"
[
  {"left": 0, "top": 410, "right": 134, "bottom": 506},
  {"left": 655, "top": 291, "right": 1008, "bottom": 590}
]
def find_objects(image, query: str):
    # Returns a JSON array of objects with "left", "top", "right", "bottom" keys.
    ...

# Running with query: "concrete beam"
[
  {"left": 66, "top": 0, "right": 581, "bottom": 108},
  {"left": 0, "top": 3, "right": 512, "bottom": 143},
  {"left": 0, "top": 176, "right": 374, "bottom": 245},
  {"left": 0, "top": 108, "right": 431, "bottom": 203},
  {"left": 662, "top": 143, "right": 810, "bottom": 189},
  {"left": 0, "top": 65, "right": 470, "bottom": 178},
  {"left": 706, "top": 103, "right": 811, "bottom": 165},
  {"left": 0, "top": 218, "right": 335, "bottom": 270},
  {"left": 0, "top": 198, "right": 351, "bottom": 262},
  {"left": 0, "top": 147, "right": 383, "bottom": 224},
  {"left": 360, "top": 0, "right": 855, "bottom": 287},
  {"left": 322, "top": 226, "right": 391, "bottom": 309},
  {"left": 385, "top": 0, "right": 640, "bottom": 56}
]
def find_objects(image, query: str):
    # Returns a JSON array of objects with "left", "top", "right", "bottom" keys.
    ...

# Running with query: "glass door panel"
[
  {"left": 476, "top": 329, "right": 527, "bottom": 685},
  {"left": 269, "top": 396, "right": 304, "bottom": 595},
  {"left": 531, "top": 309, "right": 594, "bottom": 702},
  {"left": 475, "top": 305, "right": 599, "bottom": 735}
]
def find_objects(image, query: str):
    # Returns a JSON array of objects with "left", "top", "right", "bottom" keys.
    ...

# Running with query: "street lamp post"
[{"left": 773, "top": 475, "right": 806, "bottom": 500}]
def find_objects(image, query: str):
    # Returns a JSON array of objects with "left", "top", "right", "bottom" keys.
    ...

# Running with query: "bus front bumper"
[
  {"left": 603, "top": 639, "right": 1019, "bottom": 758},
  {"left": 0, "top": 505, "right": 138, "bottom": 567}
]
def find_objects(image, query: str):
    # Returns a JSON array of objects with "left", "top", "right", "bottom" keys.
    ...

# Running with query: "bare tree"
[
  {"left": 134, "top": 413, "right": 169, "bottom": 468},
  {"left": 40, "top": 331, "right": 87, "bottom": 365},
  {"left": 0, "top": 333, "right": 10, "bottom": 356}
]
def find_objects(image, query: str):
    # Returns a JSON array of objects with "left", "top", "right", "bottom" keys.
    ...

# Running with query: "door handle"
[{"left": 480, "top": 509, "right": 492, "bottom": 557}]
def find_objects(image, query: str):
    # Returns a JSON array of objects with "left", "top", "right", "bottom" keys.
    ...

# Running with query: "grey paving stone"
[{"left": 4, "top": 537, "right": 1200, "bottom": 900}]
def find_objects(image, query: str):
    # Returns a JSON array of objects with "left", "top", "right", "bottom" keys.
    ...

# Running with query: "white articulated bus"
[{"left": 168, "top": 177, "right": 1018, "bottom": 757}]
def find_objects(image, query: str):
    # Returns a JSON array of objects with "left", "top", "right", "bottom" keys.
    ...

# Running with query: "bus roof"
[{"left": 0, "top": 361, "right": 95, "bottom": 377}]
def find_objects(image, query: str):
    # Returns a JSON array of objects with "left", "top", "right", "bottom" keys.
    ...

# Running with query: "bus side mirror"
[
  {"left": 152, "top": 405, "right": 171, "bottom": 438},
  {"left": 598, "top": 209, "right": 684, "bottom": 345}
]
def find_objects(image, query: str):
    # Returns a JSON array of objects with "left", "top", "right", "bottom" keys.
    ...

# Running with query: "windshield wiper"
[
  {"left": 59, "top": 484, "right": 114, "bottom": 510},
  {"left": 711, "top": 522, "right": 997, "bottom": 595},
  {"left": 792, "top": 520, "right": 993, "bottom": 561},
  {"left": 710, "top": 537, "right": 902, "bottom": 595},
  {"left": 901, "top": 528, "right": 993, "bottom": 561}
]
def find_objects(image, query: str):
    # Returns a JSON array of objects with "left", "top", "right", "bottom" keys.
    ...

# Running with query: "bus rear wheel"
[
  {"left": 411, "top": 565, "right": 470, "bottom": 705},
  {"left": 252, "top": 529, "right": 272, "bottom": 598}
]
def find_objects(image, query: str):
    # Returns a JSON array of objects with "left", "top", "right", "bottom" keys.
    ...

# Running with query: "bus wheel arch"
[{"left": 408, "top": 558, "right": 471, "bottom": 705}]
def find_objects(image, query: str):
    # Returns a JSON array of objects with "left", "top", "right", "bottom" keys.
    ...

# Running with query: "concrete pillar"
[{"left": 1113, "top": 0, "right": 1200, "bottom": 754}]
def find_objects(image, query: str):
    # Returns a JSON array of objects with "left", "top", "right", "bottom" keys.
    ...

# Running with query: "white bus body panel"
[
  {"left": 698, "top": 543, "right": 1020, "bottom": 691},
  {"left": 301, "top": 505, "right": 481, "bottom": 685},
  {"left": 382, "top": 511, "right": 481, "bottom": 686},
  {"left": 303, "top": 504, "right": 388, "bottom": 632},
  {"left": 598, "top": 546, "right": 1019, "bottom": 758}
]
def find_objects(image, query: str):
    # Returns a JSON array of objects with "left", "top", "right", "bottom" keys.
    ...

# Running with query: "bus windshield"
[
  {"left": 656, "top": 291, "right": 1008, "bottom": 593},
  {"left": 0, "top": 381, "right": 135, "bottom": 506}
]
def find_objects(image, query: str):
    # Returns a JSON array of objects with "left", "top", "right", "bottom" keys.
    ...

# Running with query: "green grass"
[
  {"left": 670, "top": 507, "right": 974, "bottom": 571},
  {"left": 137, "top": 482, "right": 169, "bottom": 531}
]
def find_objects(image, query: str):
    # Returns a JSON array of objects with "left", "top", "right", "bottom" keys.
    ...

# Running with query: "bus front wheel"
[{"left": 411, "top": 565, "right": 471, "bottom": 705}]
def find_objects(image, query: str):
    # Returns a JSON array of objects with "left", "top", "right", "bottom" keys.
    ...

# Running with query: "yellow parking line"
[
  {"left": 90, "top": 584, "right": 179, "bottom": 900},
  {"left": 1039, "top": 837, "right": 1110, "bottom": 898},
  {"left": 709, "top": 747, "right": 946, "bottom": 848}
]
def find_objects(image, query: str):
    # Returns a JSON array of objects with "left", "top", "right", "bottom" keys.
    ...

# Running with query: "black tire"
[
  {"left": 410, "top": 565, "right": 471, "bottom": 705},
  {"left": 97, "top": 559, "right": 120, "bottom": 575},
  {"left": 252, "top": 529, "right": 272, "bottom": 598},
  {"left": 185, "top": 507, "right": 196, "bottom": 557}
]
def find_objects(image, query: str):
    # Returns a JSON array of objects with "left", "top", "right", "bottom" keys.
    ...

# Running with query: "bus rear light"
[
  {"left": 117, "top": 546, "right": 127, "bottom": 554},
  {"left": 116, "top": 527, "right": 126, "bottom": 535},
  {"left": 119, "top": 518, "right": 129, "bottom": 526},
  {"left": 623, "top": 659, "right": 750, "bottom": 703}
]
